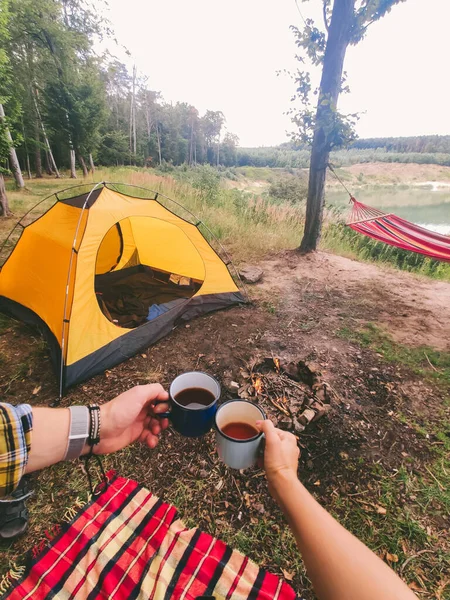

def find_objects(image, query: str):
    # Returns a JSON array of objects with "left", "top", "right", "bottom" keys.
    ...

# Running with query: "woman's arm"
[
  {"left": 24, "top": 384, "right": 169, "bottom": 473},
  {"left": 256, "top": 420, "right": 416, "bottom": 600}
]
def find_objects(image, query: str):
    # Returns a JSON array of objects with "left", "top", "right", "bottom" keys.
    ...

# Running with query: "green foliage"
[
  {"left": 96, "top": 130, "right": 129, "bottom": 165},
  {"left": 235, "top": 144, "right": 450, "bottom": 169},
  {"left": 351, "top": 134, "right": 450, "bottom": 154},
  {"left": 190, "top": 165, "right": 221, "bottom": 204},
  {"left": 268, "top": 175, "right": 307, "bottom": 203},
  {"left": 0, "top": 0, "right": 240, "bottom": 173},
  {"left": 287, "top": 0, "right": 405, "bottom": 149}
]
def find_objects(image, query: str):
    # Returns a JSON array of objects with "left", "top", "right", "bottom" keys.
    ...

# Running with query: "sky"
[{"left": 103, "top": 0, "right": 450, "bottom": 147}]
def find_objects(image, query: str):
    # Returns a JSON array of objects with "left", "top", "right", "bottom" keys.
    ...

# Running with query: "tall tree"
[
  {"left": 0, "top": 103, "right": 25, "bottom": 188},
  {"left": 201, "top": 110, "right": 225, "bottom": 165},
  {"left": 290, "top": 0, "right": 405, "bottom": 253},
  {"left": 0, "top": 0, "right": 25, "bottom": 192}
]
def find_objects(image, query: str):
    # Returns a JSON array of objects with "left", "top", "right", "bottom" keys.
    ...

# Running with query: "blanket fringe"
[
  {"left": 63, "top": 495, "right": 91, "bottom": 523},
  {"left": 0, "top": 564, "right": 25, "bottom": 594},
  {"left": 0, "top": 492, "right": 92, "bottom": 596}
]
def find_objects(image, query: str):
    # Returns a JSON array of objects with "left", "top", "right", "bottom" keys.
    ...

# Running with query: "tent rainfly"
[{"left": 0, "top": 183, "right": 245, "bottom": 396}]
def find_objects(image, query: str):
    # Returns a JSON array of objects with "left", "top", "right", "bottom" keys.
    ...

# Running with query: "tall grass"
[
  {"left": 322, "top": 221, "right": 450, "bottom": 281},
  {"left": 1, "top": 166, "right": 449, "bottom": 281}
]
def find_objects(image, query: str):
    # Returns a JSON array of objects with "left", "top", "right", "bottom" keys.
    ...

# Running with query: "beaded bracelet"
[
  {"left": 87, "top": 404, "right": 101, "bottom": 447},
  {"left": 83, "top": 404, "right": 107, "bottom": 495}
]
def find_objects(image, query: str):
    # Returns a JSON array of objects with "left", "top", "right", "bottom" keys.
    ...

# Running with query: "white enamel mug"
[{"left": 215, "top": 400, "right": 266, "bottom": 470}]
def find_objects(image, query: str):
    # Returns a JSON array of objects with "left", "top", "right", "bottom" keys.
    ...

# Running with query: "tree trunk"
[
  {"left": 89, "top": 153, "right": 95, "bottom": 173},
  {"left": 34, "top": 121, "right": 43, "bottom": 178},
  {"left": 0, "top": 104, "right": 25, "bottom": 189},
  {"left": 26, "top": 154, "right": 32, "bottom": 180},
  {"left": 32, "top": 86, "right": 60, "bottom": 177},
  {"left": 45, "top": 152, "right": 54, "bottom": 175},
  {"left": 78, "top": 153, "right": 88, "bottom": 177},
  {"left": 131, "top": 64, "right": 137, "bottom": 162},
  {"left": 298, "top": 0, "right": 355, "bottom": 253},
  {"left": 189, "top": 118, "right": 194, "bottom": 165},
  {"left": 156, "top": 123, "right": 162, "bottom": 166},
  {"left": 0, "top": 174, "right": 10, "bottom": 216},
  {"left": 69, "top": 149, "right": 77, "bottom": 178},
  {"left": 22, "top": 122, "right": 32, "bottom": 179}
]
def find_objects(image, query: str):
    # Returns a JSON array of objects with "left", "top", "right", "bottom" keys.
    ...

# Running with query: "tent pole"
[{"left": 58, "top": 181, "right": 105, "bottom": 400}]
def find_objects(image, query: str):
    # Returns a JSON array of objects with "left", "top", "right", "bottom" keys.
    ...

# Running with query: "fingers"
[
  {"left": 256, "top": 419, "right": 282, "bottom": 446},
  {"left": 151, "top": 402, "right": 170, "bottom": 415},
  {"left": 134, "top": 384, "right": 170, "bottom": 405}
]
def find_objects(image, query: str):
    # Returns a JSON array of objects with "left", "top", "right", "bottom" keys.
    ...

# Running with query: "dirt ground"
[
  {"left": 257, "top": 251, "right": 450, "bottom": 351},
  {"left": 0, "top": 251, "right": 449, "bottom": 598}
]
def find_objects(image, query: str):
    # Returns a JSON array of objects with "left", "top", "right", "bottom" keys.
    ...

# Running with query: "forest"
[
  {"left": 0, "top": 0, "right": 449, "bottom": 198},
  {"left": 0, "top": 0, "right": 239, "bottom": 187}
]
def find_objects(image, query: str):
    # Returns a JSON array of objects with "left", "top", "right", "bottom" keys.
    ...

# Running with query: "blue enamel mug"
[{"left": 158, "top": 372, "right": 220, "bottom": 437}]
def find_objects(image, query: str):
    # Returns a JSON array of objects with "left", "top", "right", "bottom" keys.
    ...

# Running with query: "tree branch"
[{"left": 322, "top": 0, "right": 330, "bottom": 32}]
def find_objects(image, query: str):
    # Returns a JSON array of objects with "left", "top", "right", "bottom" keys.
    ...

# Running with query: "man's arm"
[
  {"left": 25, "top": 384, "right": 169, "bottom": 473},
  {"left": 257, "top": 420, "right": 416, "bottom": 600}
]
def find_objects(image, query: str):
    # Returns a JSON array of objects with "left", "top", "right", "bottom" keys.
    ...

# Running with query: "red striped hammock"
[{"left": 347, "top": 198, "right": 450, "bottom": 263}]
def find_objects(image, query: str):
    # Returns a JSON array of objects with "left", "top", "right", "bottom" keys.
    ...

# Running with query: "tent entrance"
[
  {"left": 95, "top": 265, "right": 202, "bottom": 329},
  {"left": 93, "top": 216, "right": 206, "bottom": 329}
]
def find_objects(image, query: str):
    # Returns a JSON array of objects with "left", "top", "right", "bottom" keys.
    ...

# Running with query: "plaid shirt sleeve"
[{"left": 0, "top": 403, "right": 33, "bottom": 498}]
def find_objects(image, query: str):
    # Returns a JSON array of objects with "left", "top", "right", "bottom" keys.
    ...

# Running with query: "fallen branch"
[
  {"left": 268, "top": 396, "right": 290, "bottom": 416},
  {"left": 424, "top": 465, "right": 445, "bottom": 491},
  {"left": 424, "top": 352, "right": 438, "bottom": 372},
  {"left": 400, "top": 549, "right": 433, "bottom": 576}
]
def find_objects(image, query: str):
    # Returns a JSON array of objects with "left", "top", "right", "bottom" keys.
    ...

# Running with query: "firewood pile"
[{"left": 229, "top": 357, "right": 337, "bottom": 434}]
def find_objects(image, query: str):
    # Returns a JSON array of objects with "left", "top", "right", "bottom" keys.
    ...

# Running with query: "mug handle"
[{"left": 153, "top": 399, "right": 171, "bottom": 420}]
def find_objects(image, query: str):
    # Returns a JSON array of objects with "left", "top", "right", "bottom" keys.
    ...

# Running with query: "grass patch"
[
  {"left": 329, "top": 461, "right": 450, "bottom": 592},
  {"left": 322, "top": 223, "right": 450, "bottom": 282},
  {"left": 0, "top": 313, "right": 13, "bottom": 333},
  {"left": 338, "top": 322, "right": 450, "bottom": 386}
]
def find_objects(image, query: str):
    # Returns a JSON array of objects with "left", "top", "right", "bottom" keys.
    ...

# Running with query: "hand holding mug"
[
  {"left": 255, "top": 420, "right": 300, "bottom": 501},
  {"left": 95, "top": 384, "right": 170, "bottom": 455}
]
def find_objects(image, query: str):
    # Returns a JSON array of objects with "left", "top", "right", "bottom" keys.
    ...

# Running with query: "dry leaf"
[
  {"left": 243, "top": 492, "right": 251, "bottom": 508},
  {"left": 408, "top": 581, "right": 422, "bottom": 591},
  {"left": 141, "top": 353, "right": 147, "bottom": 358},
  {"left": 386, "top": 552, "right": 399, "bottom": 563},
  {"left": 313, "top": 480, "right": 321, "bottom": 486},
  {"left": 215, "top": 479, "right": 224, "bottom": 492},
  {"left": 32, "top": 385, "right": 41, "bottom": 395},
  {"left": 282, "top": 569, "right": 294, "bottom": 581},
  {"left": 375, "top": 505, "right": 387, "bottom": 515}
]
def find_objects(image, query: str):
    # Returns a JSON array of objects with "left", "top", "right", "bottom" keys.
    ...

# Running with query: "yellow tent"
[{"left": 0, "top": 183, "right": 244, "bottom": 395}]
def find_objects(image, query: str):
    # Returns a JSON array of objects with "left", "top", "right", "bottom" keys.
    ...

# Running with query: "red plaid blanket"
[{"left": 3, "top": 473, "right": 299, "bottom": 599}]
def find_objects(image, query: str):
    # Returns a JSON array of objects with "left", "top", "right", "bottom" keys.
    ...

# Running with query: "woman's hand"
[
  {"left": 256, "top": 419, "right": 300, "bottom": 500},
  {"left": 94, "top": 384, "right": 170, "bottom": 455}
]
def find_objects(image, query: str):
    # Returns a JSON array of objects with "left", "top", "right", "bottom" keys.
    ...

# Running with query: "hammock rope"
[{"left": 327, "top": 163, "right": 450, "bottom": 263}]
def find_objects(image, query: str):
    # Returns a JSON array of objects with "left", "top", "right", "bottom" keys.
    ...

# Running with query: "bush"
[
  {"left": 268, "top": 175, "right": 307, "bottom": 204},
  {"left": 191, "top": 165, "right": 221, "bottom": 204}
]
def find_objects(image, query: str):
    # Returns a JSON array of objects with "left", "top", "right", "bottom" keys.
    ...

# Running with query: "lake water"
[{"left": 326, "top": 186, "right": 450, "bottom": 235}]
